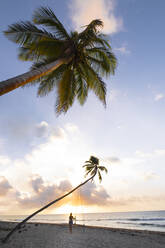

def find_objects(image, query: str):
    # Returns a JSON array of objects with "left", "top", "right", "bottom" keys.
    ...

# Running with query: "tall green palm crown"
[
  {"left": 0, "top": 6, "right": 117, "bottom": 114},
  {"left": 83, "top": 155, "right": 108, "bottom": 182}
]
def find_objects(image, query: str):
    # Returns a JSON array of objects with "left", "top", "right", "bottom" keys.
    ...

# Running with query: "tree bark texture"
[{"left": 0, "top": 58, "right": 68, "bottom": 96}]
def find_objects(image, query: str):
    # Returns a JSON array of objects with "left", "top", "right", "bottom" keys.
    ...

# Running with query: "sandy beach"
[{"left": 0, "top": 221, "right": 165, "bottom": 248}]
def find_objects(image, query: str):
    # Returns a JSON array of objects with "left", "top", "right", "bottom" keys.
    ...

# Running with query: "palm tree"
[
  {"left": 2, "top": 156, "right": 108, "bottom": 243},
  {"left": 0, "top": 6, "right": 117, "bottom": 114}
]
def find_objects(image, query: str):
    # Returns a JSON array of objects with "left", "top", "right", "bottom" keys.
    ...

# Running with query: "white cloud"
[
  {"left": 51, "top": 127, "right": 65, "bottom": 139},
  {"left": 0, "top": 155, "right": 11, "bottom": 166},
  {"left": 109, "top": 89, "right": 119, "bottom": 103},
  {"left": 143, "top": 172, "right": 159, "bottom": 181},
  {"left": 155, "top": 149, "right": 165, "bottom": 156},
  {"left": 2, "top": 123, "right": 91, "bottom": 188},
  {"left": 17, "top": 177, "right": 110, "bottom": 210},
  {"left": 35, "top": 121, "right": 66, "bottom": 140},
  {"left": 114, "top": 46, "right": 130, "bottom": 54},
  {"left": 35, "top": 121, "right": 49, "bottom": 138},
  {"left": 154, "top": 93, "right": 164, "bottom": 101},
  {"left": 104, "top": 156, "right": 121, "bottom": 164},
  {"left": 69, "top": 0, "right": 122, "bottom": 34},
  {"left": 65, "top": 123, "right": 79, "bottom": 133},
  {"left": 0, "top": 174, "right": 110, "bottom": 213},
  {"left": 0, "top": 176, "right": 12, "bottom": 196},
  {"left": 135, "top": 150, "right": 152, "bottom": 158},
  {"left": 18, "top": 177, "right": 72, "bottom": 209},
  {"left": 136, "top": 149, "right": 165, "bottom": 159}
]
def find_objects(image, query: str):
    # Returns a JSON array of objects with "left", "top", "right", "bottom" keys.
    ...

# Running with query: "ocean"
[{"left": 0, "top": 210, "right": 165, "bottom": 232}]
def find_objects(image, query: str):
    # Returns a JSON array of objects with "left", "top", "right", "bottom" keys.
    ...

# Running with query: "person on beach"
[{"left": 69, "top": 213, "right": 74, "bottom": 233}]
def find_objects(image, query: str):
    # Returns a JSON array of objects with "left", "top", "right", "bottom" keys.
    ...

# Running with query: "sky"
[{"left": 0, "top": 0, "right": 165, "bottom": 215}]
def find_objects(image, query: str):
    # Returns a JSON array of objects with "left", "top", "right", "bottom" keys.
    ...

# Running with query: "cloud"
[
  {"left": 72, "top": 181, "right": 110, "bottom": 206},
  {"left": 154, "top": 93, "right": 164, "bottom": 101},
  {"left": 16, "top": 176, "right": 110, "bottom": 211},
  {"left": 50, "top": 127, "right": 66, "bottom": 139},
  {"left": 0, "top": 173, "right": 165, "bottom": 214},
  {"left": 0, "top": 120, "right": 67, "bottom": 159},
  {"left": 17, "top": 177, "right": 72, "bottom": 209},
  {"left": 35, "top": 121, "right": 49, "bottom": 138},
  {"left": 0, "top": 155, "right": 11, "bottom": 166},
  {"left": 109, "top": 89, "right": 119, "bottom": 103},
  {"left": 69, "top": 0, "right": 122, "bottom": 34},
  {"left": 1, "top": 121, "right": 91, "bottom": 192},
  {"left": 35, "top": 122, "right": 65, "bottom": 139},
  {"left": 105, "top": 156, "right": 121, "bottom": 164},
  {"left": 136, "top": 149, "right": 165, "bottom": 159},
  {"left": 20, "top": 176, "right": 110, "bottom": 209},
  {"left": 0, "top": 174, "right": 110, "bottom": 212},
  {"left": 0, "top": 176, "right": 12, "bottom": 196},
  {"left": 58, "top": 180, "right": 72, "bottom": 192},
  {"left": 143, "top": 172, "right": 159, "bottom": 181},
  {"left": 114, "top": 46, "right": 130, "bottom": 54},
  {"left": 30, "top": 176, "right": 45, "bottom": 193}
]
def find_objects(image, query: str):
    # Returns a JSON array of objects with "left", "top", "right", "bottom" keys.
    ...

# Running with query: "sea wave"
[
  {"left": 93, "top": 218, "right": 165, "bottom": 222},
  {"left": 117, "top": 222, "right": 165, "bottom": 228}
]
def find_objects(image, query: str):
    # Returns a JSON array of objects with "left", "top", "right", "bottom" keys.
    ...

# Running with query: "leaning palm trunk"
[
  {"left": 0, "top": 57, "right": 69, "bottom": 96},
  {"left": 2, "top": 170, "right": 96, "bottom": 243}
]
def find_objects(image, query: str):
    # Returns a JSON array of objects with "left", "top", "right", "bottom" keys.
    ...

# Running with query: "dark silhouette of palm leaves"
[
  {"left": 83, "top": 156, "right": 108, "bottom": 182},
  {"left": 1, "top": 6, "right": 117, "bottom": 114}
]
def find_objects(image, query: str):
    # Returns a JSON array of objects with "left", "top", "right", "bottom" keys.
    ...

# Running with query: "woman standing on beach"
[{"left": 69, "top": 213, "right": 74, "bottom": 233}]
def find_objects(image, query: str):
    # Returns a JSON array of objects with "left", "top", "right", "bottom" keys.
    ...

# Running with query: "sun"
[{"left": 56, "top": 204, "right": 86, "bottom": 215}]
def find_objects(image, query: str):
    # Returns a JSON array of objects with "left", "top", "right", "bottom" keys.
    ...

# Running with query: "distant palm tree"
[
  {"left": 0, "top": 6, "right": 117, "bottom": 114},
  {"left": 2, "top": 156, "right": 108, "bottom": 243},
  {"left": 83, "top": 155, "right": 108, "bottom": 183}
]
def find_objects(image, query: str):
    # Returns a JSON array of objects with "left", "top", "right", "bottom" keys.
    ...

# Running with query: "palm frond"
[
  {"left": 82, "top": 163, "right": 94, "bottom": 168},
  {"left": 97, "top": 34, "right": 112, "bottom": 49},
  {"left": 18, "top": 47, "right": 40, "bottom": 61},
  {"left": 86, "top": 47, "right": 117, "bottom": 76},
  {"left": 74, "top": 68, "right": 88, "bottom": 105},
  {"left": 79, "top": 19, "right": 103, "bottom": 39},
  {"left": 86, "top": 55, "right": 108, "bottom": 77},
  {"left": 92, "top": 36, "right": 111, "bottom": 49},
  {"left": 3, "top": 6, "right": 117, "bottom": 115},
  {"left": 89, "top": 156, "right": 99, "bottom": 165},
  {"left": 33, "top": 7, "right": 70, "bottom": 40},
  {"left": 90, "top": 169, "right": 97, "bottom": 176},
  {"left": 55, "top": 66, "right": 76, "bottom": 114},
  {"left": 78, "top": 19, "right": 103, "bottom": 48},
  {"left": 36, "top": 64, "right": 67, "bottom": 95},
  {"left": 98, "top": 170, "right": 102, "bottom": 183},
  {"left": 98, "top": 166, "right": 108, "bottom": 173},
  {"left": 18, "top": 40, "right": 67, "bottom": 61},
  {"left": 80, "top": 62, "right": 106, "bottom": 106},
  {"left": 83, "top": 155, "right": 108, "bottom": 183},
  {"left": 84, "top": 168, "right": 94, "bottom": 178},
  {"left": 84, "top": 19, "right": 103, "bottom": 33},
  {"left": 37, "top": 77, "right": 57, "bottom": 96},
  {"left": 85, "top": 168, "right": 93, "bottom": 174},
  {"left": 84, "top": 167, "right": 95, "bottom": 173},
  {"left": 4, "top": 21, "right": 55, "bottom": 46}
]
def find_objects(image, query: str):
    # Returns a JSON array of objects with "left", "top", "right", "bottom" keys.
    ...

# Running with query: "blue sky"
[{"left": 0, "top": 0, "right": 165, "bottom": 214}]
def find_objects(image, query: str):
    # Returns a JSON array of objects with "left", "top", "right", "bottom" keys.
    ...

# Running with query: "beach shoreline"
[{"left": 0, "top": 221, "right": 165, "bottom": 248}]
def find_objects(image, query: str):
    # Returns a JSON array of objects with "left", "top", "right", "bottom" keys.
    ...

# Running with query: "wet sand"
[{"left": 0, "top": 221, "right": 165, "bottom": 248}]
